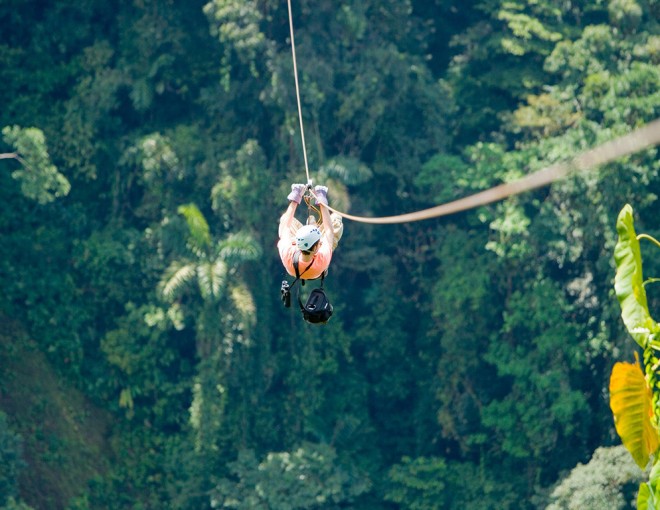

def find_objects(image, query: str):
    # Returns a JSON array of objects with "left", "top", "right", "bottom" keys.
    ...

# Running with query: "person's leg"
[
  {"left": 330, "top": 213, "right": 343, "bottom": 251},
  {"left": 316, "top": 213, "right": 343, "bottom": 251},
  {"left": 289, "top": 217, "right": 304, "bottom": 238}
]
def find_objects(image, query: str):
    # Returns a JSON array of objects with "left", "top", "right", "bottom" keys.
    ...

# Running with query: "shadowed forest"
[{"left": 1, "top": 0, "right": 660, "bottom": 508}]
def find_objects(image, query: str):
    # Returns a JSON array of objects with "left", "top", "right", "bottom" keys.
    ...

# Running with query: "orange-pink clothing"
[{"left": 278, "top": 234, "right": 332, "bottom": 280}]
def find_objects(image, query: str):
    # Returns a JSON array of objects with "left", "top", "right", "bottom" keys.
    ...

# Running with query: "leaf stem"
[{"left": 637, "top": 234, "right": 660, "bottom": 250}]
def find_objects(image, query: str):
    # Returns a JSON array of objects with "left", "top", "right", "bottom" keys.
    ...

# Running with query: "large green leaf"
[
  {"left": 638, "top": 461, "right": 660, "bottom": 510},
  {"left": 609, "top": 360, "right": 659, "bottom": 469},
  {"left": 614, "top": 204, "right": 657, "bottom": 347},
  {"left": 639, "top": 483, "right": 653, "bottom": 510}
]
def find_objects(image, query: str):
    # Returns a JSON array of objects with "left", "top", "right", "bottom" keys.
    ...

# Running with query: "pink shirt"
[{"left": 278, "top": 235, "right": 332, "bottom": 280}]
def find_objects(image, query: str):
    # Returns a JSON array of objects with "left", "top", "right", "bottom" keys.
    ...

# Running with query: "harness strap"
[{"left": 292, "top": 250, "right": 314, "bottom": 288}]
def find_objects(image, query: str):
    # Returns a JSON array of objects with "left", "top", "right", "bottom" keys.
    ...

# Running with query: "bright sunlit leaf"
[
  {"left": 614, "top": 204, "right": 658, "bottom": 348},
  {"left": 609, "top": 359, "right": 659, "bottom": 469}
]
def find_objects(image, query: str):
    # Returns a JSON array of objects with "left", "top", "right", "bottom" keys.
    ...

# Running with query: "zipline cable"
[
  {"left": 284, "top": 3, "right": 660, "bottom": 224},
  {"left": 314, "top": 118, "right": 660, "bottom": 224},
  {"left": 287, "top": 0, "right": 311, "bottom": 184}
]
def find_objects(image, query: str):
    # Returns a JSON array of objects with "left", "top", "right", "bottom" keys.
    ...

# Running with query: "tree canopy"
[{"left": 1, "top": 0, "right": 659, "bottom": 509}]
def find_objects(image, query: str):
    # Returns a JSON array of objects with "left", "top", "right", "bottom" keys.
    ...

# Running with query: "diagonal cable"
[{"left": 315, "top": 118, "right": 660, "bottom": 224}]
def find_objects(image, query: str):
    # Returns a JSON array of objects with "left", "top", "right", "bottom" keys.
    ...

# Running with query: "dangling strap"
[{"left": 292, "top": 251, "right": 313, "bottom": 313}]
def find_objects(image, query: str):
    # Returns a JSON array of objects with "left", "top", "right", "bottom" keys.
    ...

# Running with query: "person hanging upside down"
[{"left": 278, "top": 183, "right": 343, "bottom": 280}]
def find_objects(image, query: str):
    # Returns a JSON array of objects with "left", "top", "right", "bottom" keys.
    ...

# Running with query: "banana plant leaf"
[
  {"left": 638, "top": 460, "right": 660, "bottom": 510},
  {"left": 639, "top": 483, "right": 654, "bottom": 510},
  {"left": 614, "top": 204, "right": 658, "bottom": 348},
  {"left": 610, "top": 360, "right": 659, "bottom": 469}
]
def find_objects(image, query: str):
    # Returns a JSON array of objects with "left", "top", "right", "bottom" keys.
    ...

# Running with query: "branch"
[{"left": 0, "top": 152, "right": 18, "bottom": 160}]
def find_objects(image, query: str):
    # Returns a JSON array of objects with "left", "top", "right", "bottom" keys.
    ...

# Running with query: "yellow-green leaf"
[
  {"left": 638, "top": 462, "right": 660, "bottom": 510},
  {"left": 610, "top": 360, "right": 659, "bottom": 469},
  {"left": 638, "top": 482, "right": 653, "bottom": 510},
  {"left": 614, "top": 204, "right": 657, "bottom": 348}
]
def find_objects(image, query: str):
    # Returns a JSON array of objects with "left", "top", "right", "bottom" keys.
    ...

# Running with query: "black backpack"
[
  {"left": 280, "top": 251, "right": 333, "bottom": 324},
  {"left": 299, "top": 287, "right": 333, "bottom": 324}
]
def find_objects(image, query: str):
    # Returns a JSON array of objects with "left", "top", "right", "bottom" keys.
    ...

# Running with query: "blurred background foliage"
[{"left": 0, "top": 0, "right": 659, "bottom": 508}]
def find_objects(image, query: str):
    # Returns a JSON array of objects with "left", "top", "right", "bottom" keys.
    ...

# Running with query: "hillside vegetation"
[{"left": 0, "top": 0, "right": 659, "bottom": 508}]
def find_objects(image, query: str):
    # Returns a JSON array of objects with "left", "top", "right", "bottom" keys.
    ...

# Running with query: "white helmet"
[{"left": 296, "top": 225, "right": 322, "bottom": 251}]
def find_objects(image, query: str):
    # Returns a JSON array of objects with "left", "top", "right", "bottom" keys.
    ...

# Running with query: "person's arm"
[
  {"left": 279, "top": 184, "right": 306, "bottom": 239},
  {"left": 279, "top": 201, "right": 298, "bottom": 239}
]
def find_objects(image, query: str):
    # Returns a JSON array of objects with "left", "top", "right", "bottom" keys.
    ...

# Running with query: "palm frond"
[
  {"left": 230, "top": 283, "right": 256, "bottom": 328},
  {"left": 216, "top": 232, "right": 261, "bottom": 263},
  {"left": 319, "top": 156, "right": 373, "bottom": 185},
  {"left": 160, "top": 261, "right": 196, "bottom": 301},
  {"left": 197, "top": 260, "right": 227, "bottom": 300},
  {"left": 178, "top": 203, "right": 211, "bottom": 254}
]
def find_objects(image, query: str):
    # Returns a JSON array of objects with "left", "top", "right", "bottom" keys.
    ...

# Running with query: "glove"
[
  {"left": 287, "top": 183, "right": 306, "bottom": 204},
  {"left": 314, "top": 185, "right": 328, "bottom": 206}
]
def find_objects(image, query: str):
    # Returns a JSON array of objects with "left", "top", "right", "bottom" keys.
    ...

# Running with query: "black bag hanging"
[
  {"left": 281, "top": 251, "right": 333, "bottom": 324},
  {"left": 299, "top": 286, "right": 333, "bottom": 324}
]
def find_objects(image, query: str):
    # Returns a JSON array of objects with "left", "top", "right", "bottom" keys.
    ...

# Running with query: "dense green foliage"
[{"left": 1, "top": 0, "right": 659, "bottom": 508}]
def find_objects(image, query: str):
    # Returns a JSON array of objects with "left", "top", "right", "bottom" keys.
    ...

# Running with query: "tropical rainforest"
[{"left": 1, "top": 0, "right": 659, "bottom": 508}]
